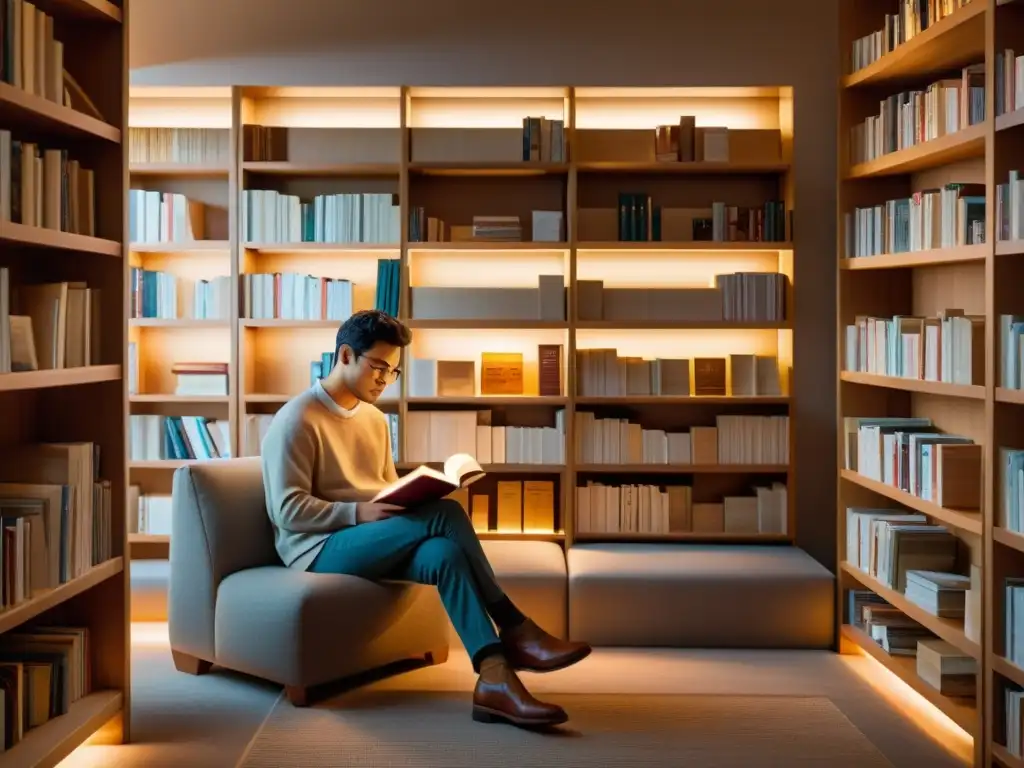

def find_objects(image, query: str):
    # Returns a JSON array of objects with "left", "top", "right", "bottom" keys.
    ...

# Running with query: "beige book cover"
[
  {"left": 522, "top": 480, "right": 555, "bottom": 532},
  {"left": 496, "top": 481, "right": 523, "bottom": 532}
]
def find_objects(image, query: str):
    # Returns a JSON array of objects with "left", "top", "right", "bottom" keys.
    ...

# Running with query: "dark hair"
[{"left": 333, "top": 310, "right": 412, "bottom": 367}]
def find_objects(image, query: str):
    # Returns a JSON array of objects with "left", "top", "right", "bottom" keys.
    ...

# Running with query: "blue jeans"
[{"left": 309, "top": 499, "right": 508, "bottom": 667}]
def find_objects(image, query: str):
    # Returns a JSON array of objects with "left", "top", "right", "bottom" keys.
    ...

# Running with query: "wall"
[{"left": 129, "top": 0, "right": 841, "bottom": 570}]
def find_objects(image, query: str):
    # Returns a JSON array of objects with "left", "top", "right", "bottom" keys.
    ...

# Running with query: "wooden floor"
[{"left": 56, "top": 624, "right": 971, "bottom": 768}]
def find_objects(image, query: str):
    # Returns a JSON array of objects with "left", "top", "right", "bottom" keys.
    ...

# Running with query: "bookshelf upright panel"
[
  {"left": 837, "top": 1, "right": 991, "bottom": 763},
  {"left": 0, "top": 0, "right": 131, "bottom": 761}
]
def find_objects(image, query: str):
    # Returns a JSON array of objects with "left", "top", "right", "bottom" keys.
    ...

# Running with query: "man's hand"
[{"left": 355, "top": 502, "right": 401, "bottom": 523}]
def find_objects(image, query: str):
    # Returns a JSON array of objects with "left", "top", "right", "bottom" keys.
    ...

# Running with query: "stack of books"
[
  {"left": 174, "top": 362, "right": 229, "bottom": 397},
  {"left": 903, "top": 569, "right": 970, "bottom": 618}
]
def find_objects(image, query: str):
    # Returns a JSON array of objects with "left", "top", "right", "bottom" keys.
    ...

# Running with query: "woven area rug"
[{"left": 239, "top": 690, "right": 893, "bottom": 767}]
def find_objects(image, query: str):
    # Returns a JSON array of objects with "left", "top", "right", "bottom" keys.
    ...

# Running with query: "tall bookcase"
[
  {"left": 0, "top": 0, "right": 130, "bottom": 763},
  {"left": 837, "top": 0, "right": 1024, "bottom": 764},
  {"left": 126, "top": 86, "right": 795, "bottom": 557}
]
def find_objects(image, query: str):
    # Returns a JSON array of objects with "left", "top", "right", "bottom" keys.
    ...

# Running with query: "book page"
[{"left": 444, "top": 453, "right": 484, "bottom": 486}]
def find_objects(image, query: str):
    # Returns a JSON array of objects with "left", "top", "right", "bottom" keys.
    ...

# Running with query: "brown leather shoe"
[
  {"left": 500, "top": 619, "right": 592, "bottom": 672},
  {"left": 472, "top": 659, "right": 568, "bottom": 728}
]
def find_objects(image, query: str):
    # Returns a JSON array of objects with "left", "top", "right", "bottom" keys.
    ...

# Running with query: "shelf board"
[
  {"left": 576, "top": 463, "right": 789, "bottom": 474},
  {"left": 240, "top": 319, "right": 338, "bottom": 329},
  {"left": 408, "top": 242, "right": 569, "bottom": 251},
  {"left": 840, "top": 624, "right": 976, "bottom": 734},
  {"left": 840, "top": 371, "right": 985, "bottom": 399},
  {"left": 409, "top": 162, "right": 569, "bottom": 177},
  {"left": 33, "top": 0, "right": 122, "bottom": 22},
  {"left": 129, "top": 459, "right": 212, "bottom": 470},
  {"left": 994, "top": 655, "right": 1024, "bottom": 688},
  {"left": 0, "top": 365, "right": 121, "bottom": 393},
  {"left": 1, "top": 221, "right": 122, "bottom": 257},
  {"left": 576, "top": 241, "right": 793, "bottom": 252},
  {"left": 840, "top": 469, "right": 982, "bottom": 535},
  {"left": 243, "top": 161, "right": 400, "bottom": 176},
  {"left": 997, "top": 108, "right": 1024, "bottom": 133},
  {"left": 129, "top": 394, "right": 230, "bottom": 404},
  {"left": 576, "top": 395, "right": 790, "bottom": 405},
  {"left": 243, "top": 242, "right": 399, "bottom": 253},
  {"left": 129, "top": 533, "right": 169, "bottom": 545},
  {"left": 993, "top": 744, "right": 1024, "bottom": 768},
  {"left": 840, "top": 563, "right": 980, "bottom": 658},
  {"left": 575, "top": 532, "right": 791, "bottom": 543},
  {"left": 994, "top": 527, "right": 1024, "bottom": 554},
  {"left": 0, "top": 82, "right": 121, "bottom": 143},
  {"left": 997, "top": 240, "right": 1024, "bottom": 257},
  {"left": 408, "top": 396, "right": 567, "bottom": 406},
  {"left": 396, "top": 462, "right": 564, "bottom": 474},
  {"left": 840, "top": 244, "right": 987, "bottom": 270},
  {"left": 576, "top": 320, "right": 790, "bottom": 330},
  {"left": 129, "top": 319, "right": 230, "bottom": 328},
  {"left": 477, "top": 532, "right": 565, "bottom": 542},
  {"left": 406, "top": 319, "right": 569, "bottom": 330},
  {"left": 997, "top": 388, "right": 1024, "bottom": 405},
  {"left": 575, "top": 161, "right": 790, "bottom": 174},
  {"left": 841, "top": 2, "right": 985, "bottom": 89},
  {"left": 845, "top": 123, "right": 987, "bottom": 179},
  {"left": 0, "top": 558, "right": 122, "bottom": 635},
  {"left": 6, "top": 690, "right": 123, "bottom": 768},
  {"left": 129, "top": 163, "right": 229, "bottom": 178},
  {"left": 130, "top": 240, "right": 231, "bottom": 253}
]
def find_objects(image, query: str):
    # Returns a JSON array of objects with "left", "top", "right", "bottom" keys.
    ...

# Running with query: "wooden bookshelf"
[
  {"left": 125, "top": 85, "right": 797, "bottom": 559},
  {"left": 0, "top": 0, "right": 131, "bottom": 759},
  {"left": 837, "top": 1, "right": 1024, "bottom": 762}
]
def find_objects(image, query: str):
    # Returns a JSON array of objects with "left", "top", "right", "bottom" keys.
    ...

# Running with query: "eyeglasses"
[{"left": 359, "top": 355, "right": 402, "bottom": 384}]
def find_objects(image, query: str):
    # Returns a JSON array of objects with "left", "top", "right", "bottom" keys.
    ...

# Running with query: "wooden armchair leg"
[
  {"left": 172, "top": 650, "right": 213, "bottom": 676},
  {"left": 425, "top": 646, "right": 449, "bottom": 665},
  {"left": 285, "top": 685, "right": 310, "bottom": 707}
]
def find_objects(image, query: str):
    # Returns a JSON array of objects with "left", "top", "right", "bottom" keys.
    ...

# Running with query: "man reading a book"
[{"left": 261, "top": 309, "right": 591, "bottom": 728}]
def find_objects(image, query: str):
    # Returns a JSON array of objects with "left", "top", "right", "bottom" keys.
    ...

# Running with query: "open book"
[{"left": 372, "top": 453, "right": 485, "bottom": 507}]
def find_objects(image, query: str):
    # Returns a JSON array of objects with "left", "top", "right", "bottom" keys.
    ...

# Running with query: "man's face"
[{"left": 340, "top": 341, "right": 402, "bottom": 403}]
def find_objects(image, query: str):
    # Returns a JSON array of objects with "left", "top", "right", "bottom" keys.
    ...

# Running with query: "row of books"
[
  {"left": 999, "top": 315, "right": 1024, "bottom": 390},
  {"left": 0, "top": 274, "right": 101, "bottom": 373},
  {"left": 128, "top": 127, "right": 232, "bottom": 166},
  {"left": 850, "top": 65, "right": 986, "bottom": 166},
  {"left": 0, "top": 625, "right": 92, "bottom": 749},
  {"left": 997, "top": 170, "right": 1024, "bottom": 243},
  {"left": 848, "top": 0, "right": 974, "bottom": 74},
  {"left": 842, "top": 311, "right": 983, "bottom": 385},
  {"left": 129, "top": 191, "right": 205, "bottom": 243},
  {"left": 0, "top": 441, "right": 111, "bottom": 590},
  {"left": 519, "top": 118, "right": 565, "bottom": 163},
  {"left": 129, "top": 268, "right": 231, "bottom": 320},
  {"left": 612, "top": 197, "right": 788, "bottom": 244},
  {"left": 573, "top": 412, "right": 789, "bottom": 466},
  {"left": 1006, "top": 683, "right": 1024, "bottom": 758},
  {"left": 128, "top": 490, "right": 171, "bottom": 536},
  {"left": 575, "top": 350, "right": 783, "bottom": 398},
  {"left": 576, "top": 274, "right": 788, "bottom": 324},
  {"left": 455, "top": 479, "right": 558, "bottom": 534},
  {"left": 0, "top": 132, "right": 97, "bottom": 235},
  {"left": 845, "top": 508, "right": 958, "bottom": 593},
  {"left": 406, "top": 211, "right": 565, "bottom": 245},
  {"left": 843, "top": 183, "right": 985, "bottom": 258},
  {"left": 409, "top": 347, "right": 562, "bottom": 398},
  {"left": 242, "top": 190, "right": 401, "bottom": 244},
  {"left": 242, "top": 272, "right": 354, "bottom": 321},
  {"left": 850, "top": 591, "right": 976, "bottom": 696},
  {"left": 0, "top": 0, "right": 65, "bottom": 104},
  {"left": 129, "top": 416, "right": 232, "bottom": 462},
  {"left": 996, "top": 47, "right": 1024, "bottom": 119},
  {"left": 1001, "top": 448, "right": 1024, "bottom": 534},
  {"left": 844, "top": 416, "right": 982, "bottom": 510},
  {"left": 373, "top": 259, "right": 401, "bottom": 317},
  {"left": 575, "top": 481, "right": 788, "bottom": 535},
  {"left": 404, "top": 410, "right": 565, "bottom": 466}
]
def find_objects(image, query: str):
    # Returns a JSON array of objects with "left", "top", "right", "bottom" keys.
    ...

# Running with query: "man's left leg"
[{"left": 406, "top": 498, "right": 592, "bottom": 672}]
